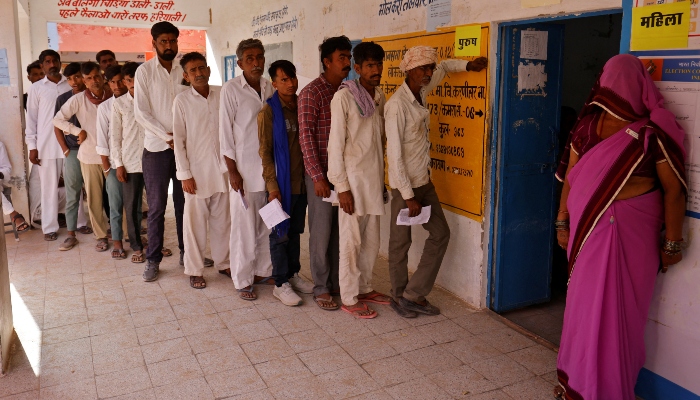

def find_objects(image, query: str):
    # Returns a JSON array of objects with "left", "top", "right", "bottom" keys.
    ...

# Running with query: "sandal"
[
  {"left": 219, "top": 268, "right": 232, "bottom": 278},
  {"left": 131, "top": 252, "right": 146, "bottom": 263},
  {"left": 358, "top": 291, "right": 391, "bottom": 305},
  {"left": 190, "top": 276, "right": 206, "bottom": 289},
  {"left": 237, "top": 286, "right": 257, "bottom": 301},
  {"left": 253, "top": 276, "right": 274, "bottom": 285},
  {"left": 140, "top": 227, "right": 147, "bottom": 234},
  {"left": 341, "top": 302, "right": 377, "bottom": 319},
  {"left": 12, "top": 214, "right": 29, "bottom": 233},
  {"left": 95, "top": 238, "right": 109, "bottom": 252},
  {"left": 553, "top": 385, "right": 565, "bottom": 399},
  {"left": 314, "top": 295, "right": 339, "bottom": 311},
  {"left": 161, "top": 247, "right": 172, "bottom": 257},
  {"left": 112, "top": 248, "right": 127, "bottom": 260},
  {"left": 77, "top": 226, "right": 93, "bottom": 235},
  {"left": 44, "top": 232, "right": 58, "bottom": 241},
  {"left": 59, "top": 236, "right": 78, "bottom": 251}
]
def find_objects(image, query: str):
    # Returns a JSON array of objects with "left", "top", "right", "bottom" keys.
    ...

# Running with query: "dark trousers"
[
  {"left": 142, "top": 148, "right": 184, "bottom": 263},
  {"left": 304, "top": 175, "right": 340, "bottom": 296},
  {"left": 389, "top": 182, "right": 450, "bottom": 303},
  {"left": 123, "top": 172, "right": 144, "bottom": 251},
  {"left": 270, "top": 194, "right": 307, "bottom": 287}
]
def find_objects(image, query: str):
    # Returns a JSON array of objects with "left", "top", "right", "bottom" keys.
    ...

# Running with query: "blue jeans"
[
  {"left": 105, "top": 169, "right": 124, "bottom": 241},
  {"left": 270, "top": 194, "right": 307, "bottom": 287},
  {"left": 64, "top": 150, "right": 83, "bottom": 232}
]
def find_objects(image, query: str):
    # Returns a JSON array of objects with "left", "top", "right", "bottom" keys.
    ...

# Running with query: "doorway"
[{"left": 491, "top": 12, "right": 623, "bottom": 346}]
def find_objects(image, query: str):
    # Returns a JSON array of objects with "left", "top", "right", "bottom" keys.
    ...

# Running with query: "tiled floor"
[{"left": 1, "top": 206, "right": 559, "bottom": 399}]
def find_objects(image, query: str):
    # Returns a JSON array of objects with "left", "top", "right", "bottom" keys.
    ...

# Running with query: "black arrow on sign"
[{"left": 475, "top": 110, "right": 484, "bottom": 117}]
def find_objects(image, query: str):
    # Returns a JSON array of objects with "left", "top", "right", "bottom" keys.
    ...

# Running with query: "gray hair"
[{"left": 236, "top": 38, "right": 265, "bottom": 59}]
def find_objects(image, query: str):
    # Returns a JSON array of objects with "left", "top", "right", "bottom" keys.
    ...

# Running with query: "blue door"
[{"left": 492, "top": 24, "right": 564, "bottom": 312}]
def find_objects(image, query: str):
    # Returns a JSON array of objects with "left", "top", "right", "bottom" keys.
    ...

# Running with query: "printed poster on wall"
[
  {"left": 366, "top": 25, "right": 490, "bottom": 221},
  {"left": 641, "top": 57, "right": 700, "bottom": 218}
]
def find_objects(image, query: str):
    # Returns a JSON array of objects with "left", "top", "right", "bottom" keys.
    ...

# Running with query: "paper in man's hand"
[
  {"left": 239, "top": 191, "right": 249, "bottom": 210},
  {"left": 322, "top": 190, "right": 339, "bottom": 206},
  {"left": 258, "top": 198, "right": 290, "bottom": 229},
  {"left": 396, "top": 205, "right": 431, "bottom": 226}
]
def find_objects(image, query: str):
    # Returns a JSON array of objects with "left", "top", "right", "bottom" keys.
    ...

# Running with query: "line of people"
[{"left": 26, "top": 21, "right": 487, "bottom": 319}]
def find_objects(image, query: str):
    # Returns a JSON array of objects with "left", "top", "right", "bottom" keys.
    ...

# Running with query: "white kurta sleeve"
[
  {"left": 110, "top": 100, "right": 125, "bottom": 168},
  {"left": 53, "top": 95, "right": 83, "bottom": 137},
  {"left": 25, "top": 85, "right": 40, "bottom": 151},
  {"left": 384, "top": 100, "right": 414, "bottom": 200},
  {"left": 326, "top": 92, "right": 351, "bottom": 193},
  {"left": 218, "top": 83, "right": 238, "bottom": 162},
  {"left": 172, "top": 98, "right": 193, "bottom": 180},
  {"left": 421, "top": 59, "right": 469, "bottom": 102},
  {"left": 96, "top": 101, "right": 111, "bottom": 157}
]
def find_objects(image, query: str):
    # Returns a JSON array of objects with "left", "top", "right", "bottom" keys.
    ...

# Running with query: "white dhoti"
[
  {"left": 229, "top": 190, "right": 272, "bottom": 289},
  {"left": 37, "top": 158, "right": 64, "bottom": 234},
  {"left": 183, "top": 191, "right": 231, "bottom": 277},
  {"left": 2, "top": 192, "right": 14, "bottom": 215},
  {"left": 338, "top": 212, "right": 381, "bottom": 306}
]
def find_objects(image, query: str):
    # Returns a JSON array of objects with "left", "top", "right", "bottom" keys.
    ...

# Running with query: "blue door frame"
[{"left": 486, "top": 8, "right": 625, "bottom": 310}]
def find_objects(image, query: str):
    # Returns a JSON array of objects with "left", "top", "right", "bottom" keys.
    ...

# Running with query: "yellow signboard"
[
  {"left": 631, "top": 2, "right": 690, "bottom": 50},
  {"left": 367, "top": 25, "right": 489, "bottom": 221},
  {"left": 455, "top": 25, "right": 482, "bottom": 57}
]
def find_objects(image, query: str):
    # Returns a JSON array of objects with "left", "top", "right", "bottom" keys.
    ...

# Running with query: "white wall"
[
  {"left": 0, "top": 0, "right": 29, "bottom": 218},
  {"left": 206, "top": 0, "right": 622, "bottom": 306}
]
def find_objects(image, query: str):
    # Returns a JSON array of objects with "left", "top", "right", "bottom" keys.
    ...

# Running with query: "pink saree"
[{"left": 556, "top": 55, "right": 687, "bottom": 400}]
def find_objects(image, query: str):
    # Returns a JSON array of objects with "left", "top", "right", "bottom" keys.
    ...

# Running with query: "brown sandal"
[
  {"left": 161, "top": 247, "right": 172, "bottom": 257},
  {"left": 190, "top": 276, "right": 206, "bottom": 289},
  {"left": 131, "top": 252, "right": 145, "bottom": 263},
  {"left": 77, "top": 225, "right": 93, "bottom": 235},
  {"left": 12, "top": 214, "right": 29, "bottom": 232},
  {"left": 112, "top": 248, "right": 127, "bottom": 259},
  {"left": 95, "top": 238, "right": 109, "bottom": 252},
  {"left": 44, "top": 232, "right": 58, "bottom": 241}
]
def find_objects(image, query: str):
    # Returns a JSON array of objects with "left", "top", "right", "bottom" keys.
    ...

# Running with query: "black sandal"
[{"left": 44, "top": 232, "right": 58, "bottom": 241}]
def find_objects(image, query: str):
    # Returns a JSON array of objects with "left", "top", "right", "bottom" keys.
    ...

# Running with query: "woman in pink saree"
[{"left": 554, "top": 54, "right": 687, "bottom": 400}]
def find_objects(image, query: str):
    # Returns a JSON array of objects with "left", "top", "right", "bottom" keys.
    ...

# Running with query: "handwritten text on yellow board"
[
  {"left": 455, "top": 25, "right": 482, "bottom": 57},
  {"left": 631, "top": 2, "right": 690, "bottom": 50},
  {"left": 366, "top": 25, "right": 489, "bottom": 221}
]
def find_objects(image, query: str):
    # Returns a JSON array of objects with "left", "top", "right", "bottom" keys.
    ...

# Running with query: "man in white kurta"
[
  {"left": 173, "top": 52, "right": 230, "bottom": 289},
  {"left": 219, "top": 39, "right": 274, "bottom": 299},
  {"left": 327, "top": 42, "right": 390, "bottom": 318},
  {"left": 26, "top": 50, "right": 70, "bottom": 239}
]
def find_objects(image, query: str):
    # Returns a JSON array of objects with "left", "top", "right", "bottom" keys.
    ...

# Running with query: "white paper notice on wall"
[
  {"left": 521, "top": 0, "right": 560, "bottom": 8},
  {"left": 0, "top": 49, "right": 10, "bottom": 87},
  {"left": 520, "top": 31, "right": 548, "bottom": 60},
  {"left": 426, "top": 0, "right": 451, "bottom": 32},
  {"left": 517, "top": 62, "right": 547, "bottom": 94}
]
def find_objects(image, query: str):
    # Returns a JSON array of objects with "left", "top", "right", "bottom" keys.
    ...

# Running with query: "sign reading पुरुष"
[
  {"left": 454, "top": 25, "right": 481, "bottom": 57},
  {"left": 631, "top": 1, "right": 690, "bottom": 51}
]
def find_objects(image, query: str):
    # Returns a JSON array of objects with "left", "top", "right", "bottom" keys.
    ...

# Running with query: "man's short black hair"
[
  {"left": 319, "top": 36, "right": 352, "bottom": 71},
  {"left": 81, "top": 61, "right": 100, "bottom": 76},
  {"left": 26, "top": 61, "right": 41, "bottom": 75},
  {"left": 96, "top": 50, "right": 116, "bottom": 63},
  {"left": 39, "top": 49, "right": 60, "bottom": 64},
  {"left": 269, "top": 60, "right": 296, "bottom": 81},
  {"left": 104, "top": 65, "right": 123, "bottom": 81},
  {"left": 63, "top": 62, "right": 82, "bottom": 77},
  {"left": 122, "top": 62, "right": 139, "bottom": 78},
  {"left": 151, "top": 21, "right": 179, "bottom": 40},
  {"left": 179, "top": 52, "right": 206, "bottom": 70},
  {"left": 352, "top": 42, "right": 384, "bottom": 66}
]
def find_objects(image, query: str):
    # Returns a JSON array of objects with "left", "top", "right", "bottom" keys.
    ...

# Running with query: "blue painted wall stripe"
[{"left": 636, "top": 368, "right": 700, "bottom": 400}]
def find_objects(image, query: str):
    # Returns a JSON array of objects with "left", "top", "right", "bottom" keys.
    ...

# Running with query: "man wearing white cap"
[{"left": 384, "top": 46, "right": 486, "bottom": 318}]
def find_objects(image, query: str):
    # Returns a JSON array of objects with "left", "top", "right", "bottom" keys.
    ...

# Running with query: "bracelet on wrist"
[
  {"left": 662, "top": 238, "right": 683, "bottom": 253},
  {"left": 103, "top": 168, "right": 111, "bottom": 173}
]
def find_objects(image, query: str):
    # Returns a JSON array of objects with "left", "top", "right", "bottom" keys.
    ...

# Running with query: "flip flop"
[
  {"left": 161, "top": 247, "right": 172, "bottom": 257},
  {"left": 358, "top": 291, "right": 391, "bottom": 305},
  {"left": 131, "top": 252, "right": 146, "bottom": 263},
  {"left": 314, "top": 295, "right": 339, "bottom": 311},
  {"left": 95, "top": 238, "right": 109, "bottom": 252},
  {"left": 341, "top": 302, "right": 377, "bottom": 319},
  {"left": 44, "top": 232, "right": 58, "bottom": 241},
  {"left": 237, "top": 286, "right": 257, "bottom": 301}
]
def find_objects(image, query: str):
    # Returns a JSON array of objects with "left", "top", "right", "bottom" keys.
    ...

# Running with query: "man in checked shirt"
[{"left": 298, "top": 36, "right": 353, "bottom": 311}]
